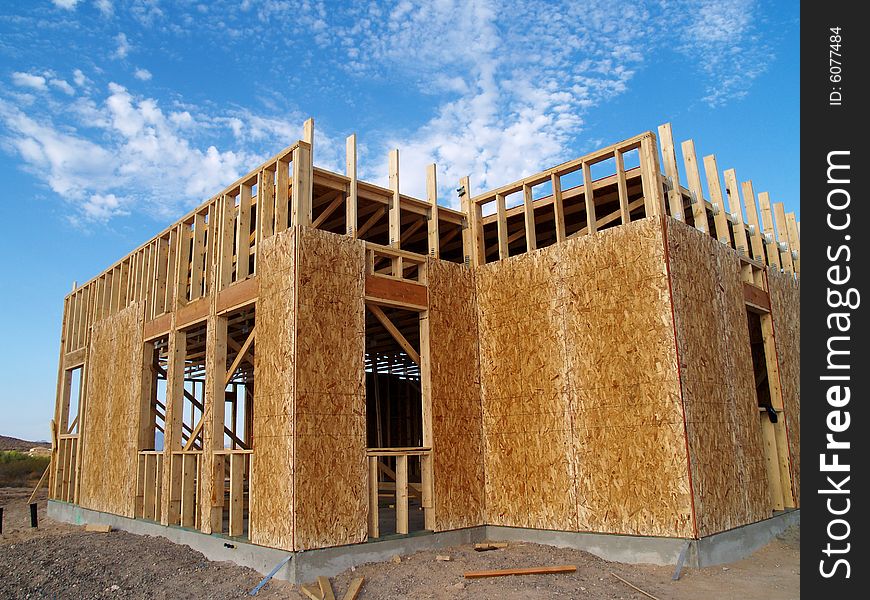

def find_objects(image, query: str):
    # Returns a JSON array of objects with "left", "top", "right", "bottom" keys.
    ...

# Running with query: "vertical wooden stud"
[
  {"left": 680, "top": 140, "right": 708, "bottom": 233},
  {"left": 741, "top": 181, "right": 768, "bottom": 265},
  {"left": 389, "top": 149, "right": 401, "bottom": 248},
  {"left": 395, "top": 454, "right": 408, "bottom": 535},
  {"left": 703, "top": 155, "right": 732, "bottom": 246},
  {"left": 551, "top": 173, "right": 567, "bottom": 241},
  {"left": 758, "top": 192, "right": 782, "bottom": 270},
  {"left": 657, "top": 123, "right": 685, "bottom": 220},
  {"left": 346, "top": 134, "right": 358, "bottom": 238},
  {"left": 723, "top": 168, "right": 750, "bottom": 256},
  {"left": 773, "top": 202, "right": 795, "bottom": 274},
  {"left": 237, "top": 183, "right": 252, "bottom": 281},
  {"left": 426, "top": 164, "right": 439, "bottom": 258},
  {"left": 581, "top": 162, "right": 597, "bottom": 234},
  {"left": 496, "top": 193, "right": 509, "bottom": 259},
  {"left": 522, "top": 184, "right": 537, "bottom": 250}
]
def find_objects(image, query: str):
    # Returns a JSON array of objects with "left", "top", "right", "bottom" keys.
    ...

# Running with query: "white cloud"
[
  {"left": 332, "top": 0, "right": 650, "bottom": 203},
  {"left": 12, "top": 72, "right": 47, "bottom": 91},
  {"left": 95, "top": 0, "right": 113, "bottom": 16},
  {"left": 134, "top": 68, "right": 152, "bottom": 81},
  {"left": 0, "top": 83, "right": 270, "bottom": 222},
  {"left": 52, "top": 0, "right": 81, "bottom": 9},
  {"left": 81, "top": 193, "right": 128, "bottom": 222},
  {"left": 675, "top": 0, "right": 769, "bottom": 107},
  {"left": 113, "top": 32, "right": 130, "bottom": 59},
  {"left": 72, "top": 69, "right": 88, "bottom": 87},
  {"left": 50, "top": 79, "right": 76, "bottom": 95}
]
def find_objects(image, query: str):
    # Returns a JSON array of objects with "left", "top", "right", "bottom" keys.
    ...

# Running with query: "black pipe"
[
  {"left": 30, "top": 503, "right": 38, "bottom": 528},
  {"left": 0, "top": 506, "right": 4, "bottom": 534}
]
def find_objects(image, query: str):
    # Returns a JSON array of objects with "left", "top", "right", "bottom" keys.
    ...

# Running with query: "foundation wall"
[
  {"left": 666, "top": 219, "right": 770, "bottom": 537},
  {"left": 767, "top": 270, "right": 801, "bottom": 503},
  {"left": 427, "top": 258, "right": 485, "bottom": 531},
  {"left": 292, "top": 227, "right": 368, "bottom": 550},
  {"left": 476, "top": 218, "right": 694, "bottom": 538},
  {"left": 78, "top": 304, "right": 145, "bottom": 517}
]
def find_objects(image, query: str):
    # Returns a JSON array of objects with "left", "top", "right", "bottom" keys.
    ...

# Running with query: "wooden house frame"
[{"left": 49, "top": 119, "right": 800, "bottom": 553}]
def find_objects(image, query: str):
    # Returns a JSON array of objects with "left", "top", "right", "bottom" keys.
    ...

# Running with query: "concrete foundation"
[{"left": 48, "top": 500, "right": 799, "bottom": 583}]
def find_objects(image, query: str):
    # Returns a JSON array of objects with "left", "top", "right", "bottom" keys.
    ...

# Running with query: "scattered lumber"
[
  {"left": 300, "top": 583, "right": 323, "bottom": 600},
  {"left": 610, "top": 572, "right": 662, "bottom": 600},
  {"left": 301, "top": 576, "right": 364, "bottom": 600},
  {"left": 318, "top": 576, "right": 336, "bottom": 600},
  {"left": 474, "top": 542, "right": 508, "bottom": 552},
  {"left": 436, "top": 555, "right": 451, "bottom": 561},
  {"left": 342, "top": 578, "right": 364, "bottom": 600},
  {"left": 84, "top": 524, "right": 112, "bottom": 533},
  {"left": 464, "top": 565, "right": 577, "bottom": 579}
]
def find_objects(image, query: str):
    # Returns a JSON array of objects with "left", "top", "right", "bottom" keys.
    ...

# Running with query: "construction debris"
[
  {"left": 474, "top": 542, "right": 508, "bottom": 552},
  {"left": 84, "top": 524, "right": 112, "bottom": 533},
  {"left": 435, "top": 555, "right": 451, "bottom": 561},
  {"left": 464, "top": 565, "right": 577, "bottom": 579},
  {"left": 301, "top": 577, "right": 364, "bottom": 600},
  {"left": 611, "top": 572, "right": 662, "bottom": 600}
]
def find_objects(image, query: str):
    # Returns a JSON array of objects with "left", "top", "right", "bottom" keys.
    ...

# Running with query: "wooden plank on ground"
[
  {"left": 318, "top": 576, "right": 336, "bottom": 600},
  {"left": 300, "top": 583, "right": 324, "bottom": 600},
  {"left": 342, "top": 578, "right": 365, "bottom": 600},
  {"left": 464, "top": 565, "right": 577, "bottom": 579}
]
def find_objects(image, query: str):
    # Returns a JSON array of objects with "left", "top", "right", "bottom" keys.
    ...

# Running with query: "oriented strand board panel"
[
  {"left": 293, "top": 226, "right": 367, "bottom": 550},
  {"left": 251, "top": 227, "right": 297, "bottom": 551},
  {"left": 667, "top": 219, "right": 769, "bottom": 537},
  {"left": 78, "top": 304, "right": 144, "bottom": 518},
  {"left": 476, "top": 218, "right": 693, "bottom": 537},
  {"left": 562, "top": 219, "right": 693, "bottom": 538},
  {"left": 476, "top": 244, "right": 578, "bottom": 532},
  {"left": 768, "top": 269, "right": 800, "bottom": 503},
  {"left": 427, "top": 258, "right": 485, "bottom": 531}
]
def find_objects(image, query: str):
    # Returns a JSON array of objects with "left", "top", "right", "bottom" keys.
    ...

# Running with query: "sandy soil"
[{"left": 1, "top": 488, "right": 799, "bottom": 599}]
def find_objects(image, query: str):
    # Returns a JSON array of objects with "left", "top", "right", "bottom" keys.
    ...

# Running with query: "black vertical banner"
[{"left": 802, "top": 2, "right": 869, "bottom": 596}]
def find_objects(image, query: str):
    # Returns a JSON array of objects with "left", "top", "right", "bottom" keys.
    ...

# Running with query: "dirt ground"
[{"left": 1, "top": 488, "right": 799, "bottom": 599}]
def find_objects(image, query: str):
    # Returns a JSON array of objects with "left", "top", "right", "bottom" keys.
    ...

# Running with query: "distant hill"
[{"left": 0, "top": 435, "right": 51, "bottom": 451}]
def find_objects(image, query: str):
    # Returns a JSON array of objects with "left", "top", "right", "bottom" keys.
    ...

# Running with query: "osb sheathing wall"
[
  {"left": 666, "top": 219, "right": 769, "bottom": 537},
  {"left": 427, "top": 259, "right": 485, "bottom": 531},
  {"left": 251, "top": 227, "right": 297, "bottom": 550},
  {"left": 768, "top": 269, "right": 800, "bottom": 503},
  {"left": 476, "top": 218, "right": 694, "bottom": 538},
  {"left": 78, "top": 304, "right": 144, "bottom": 517},
  {"left": 293, "top": 226, "right": 367, "bottom": 550}
]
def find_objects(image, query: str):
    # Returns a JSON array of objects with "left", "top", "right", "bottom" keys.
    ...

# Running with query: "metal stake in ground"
[
  {"left": 30, "top": 503, "right": 38, "bottom": 528},
  {"left": 1, "top": 506, "right": 4, "bottom": 534}
]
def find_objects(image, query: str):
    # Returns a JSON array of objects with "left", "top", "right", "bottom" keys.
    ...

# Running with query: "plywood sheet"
[
  {"left": 768, "top": 269, "right": 800, "bottom": 503},
  {"left": 477, "top": 247, "right": 577, "bottom": 531},
  {"left": 78, "top": 304, "right": 144, "bottom": 518},
  {"left": 250, "top": 227, "right": 296, "bottom": 551},
  {"left": 667, "top": 219, "right": 769, "bottom": 537},
  {"left": 427, "top": 258, "right": 485, "bottom": 531},
  {"left": 293, "top": 227, "right": 367, "bottom": 550},
  {"left": 562, "top": 219, "right": 693, "bottom": 537}
]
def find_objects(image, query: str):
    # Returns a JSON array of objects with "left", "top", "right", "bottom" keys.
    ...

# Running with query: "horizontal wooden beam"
[
  {"left": 365, "top": 275, "right": 428, "bottom": 311},
  {"left": 744, "top": 282, "right": 771, "bottom": 313}
]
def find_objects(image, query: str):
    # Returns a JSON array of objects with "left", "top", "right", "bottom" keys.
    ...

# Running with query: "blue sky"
[{"left": 0, "top": 0, "right": 799, "bottom": 441}]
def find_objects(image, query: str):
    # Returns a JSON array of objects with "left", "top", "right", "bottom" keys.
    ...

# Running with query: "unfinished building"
[{"left": 47, "top": 120, "right": 800, "bottom": 575}]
